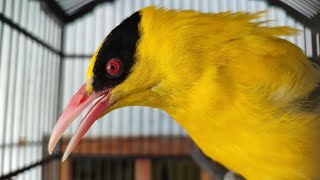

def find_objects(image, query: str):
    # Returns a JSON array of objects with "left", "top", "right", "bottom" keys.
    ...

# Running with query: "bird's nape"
[{"left": 48, "top": 84, "right": 112, "bottom": 160}]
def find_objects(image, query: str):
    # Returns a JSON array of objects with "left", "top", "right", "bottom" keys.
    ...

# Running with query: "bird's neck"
[{"left": 137, "top": 9, "right": 232, "bottom": 111}]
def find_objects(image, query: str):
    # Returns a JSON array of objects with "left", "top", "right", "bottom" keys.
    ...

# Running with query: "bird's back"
[
  {"left": 139, "top": 7, "right": 320, "bottom": 179},
  {"left": 178, "top": 36, "right": 320, "bottom": 179}
]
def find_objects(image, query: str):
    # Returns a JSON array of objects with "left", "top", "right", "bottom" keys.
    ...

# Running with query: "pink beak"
[{"left": 48, "top": 83, "right": 112, "bottom": 161}]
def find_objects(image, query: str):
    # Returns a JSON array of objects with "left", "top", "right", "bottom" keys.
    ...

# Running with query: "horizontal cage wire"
[{"left": 0, "top": 0, "right": 319, "bottom": 180}]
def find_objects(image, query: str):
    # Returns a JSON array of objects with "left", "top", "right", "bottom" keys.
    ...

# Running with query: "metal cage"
[{"left": 0, "top": 0, "right": 319, "bottom": 180}]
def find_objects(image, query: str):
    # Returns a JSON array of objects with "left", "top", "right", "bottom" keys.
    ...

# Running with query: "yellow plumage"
[{"left": 88, "top": 7, "right": 320, "bottom": 179}]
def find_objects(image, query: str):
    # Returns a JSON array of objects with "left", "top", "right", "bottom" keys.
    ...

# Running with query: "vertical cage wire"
[
  {"left": 0, "top": 0, "right": 63, "bottom": 179},
  {"left": 0, "top": 0, "right": 319, "bottom": 179}
]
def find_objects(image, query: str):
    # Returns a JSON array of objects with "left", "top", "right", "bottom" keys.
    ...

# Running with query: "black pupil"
[{"left": 111, "top": 64, "right": 116, "bottom": 69}]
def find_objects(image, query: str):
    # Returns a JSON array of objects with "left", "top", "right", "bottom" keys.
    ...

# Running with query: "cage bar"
[{"left": 0, "top": 0, "right": 319, "bottom": 180}]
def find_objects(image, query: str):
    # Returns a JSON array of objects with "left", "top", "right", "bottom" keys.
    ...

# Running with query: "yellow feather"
[{"left": 98, "top": 6, "right": 320, "bottom": 179}]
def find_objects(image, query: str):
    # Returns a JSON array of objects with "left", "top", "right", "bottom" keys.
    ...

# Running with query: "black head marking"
[{"left": 92, "top": 11, "right": 141, "bottom": 92}]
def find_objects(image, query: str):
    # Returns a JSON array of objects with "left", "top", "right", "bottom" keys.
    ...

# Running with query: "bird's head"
[
  {"left": 48, "top": 6, "right": 223, "bottom": 160},
  {"left": 48, "top": 7, "right": 182, "bottom": 160}
]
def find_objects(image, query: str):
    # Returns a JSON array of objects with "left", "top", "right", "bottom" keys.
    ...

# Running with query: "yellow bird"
[{"left": 48, "top": 6, "right": 320, "bottom": 179}]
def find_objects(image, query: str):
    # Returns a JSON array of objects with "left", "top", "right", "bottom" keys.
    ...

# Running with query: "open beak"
[{"left": 48, "top": 83, "right": 112, "bottom": 161}]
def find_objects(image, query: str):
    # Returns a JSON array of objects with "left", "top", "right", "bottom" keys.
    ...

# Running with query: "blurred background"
[{"left": 0, "top": 0, "right": 319, "bottom": 179}]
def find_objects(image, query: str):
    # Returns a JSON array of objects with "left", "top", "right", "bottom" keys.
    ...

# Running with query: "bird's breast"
[{"left": 169, "top": 91, "right": 320, "bottom": 179}]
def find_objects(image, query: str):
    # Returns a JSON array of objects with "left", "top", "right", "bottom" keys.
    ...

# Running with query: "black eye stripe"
[{"left": 92, "top": 11, "right": 141, "bottom": 92}]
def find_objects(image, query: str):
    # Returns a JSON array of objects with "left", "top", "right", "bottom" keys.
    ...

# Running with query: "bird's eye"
[{"left": 106, "top": 58, "right": 122, "bottom": 76}]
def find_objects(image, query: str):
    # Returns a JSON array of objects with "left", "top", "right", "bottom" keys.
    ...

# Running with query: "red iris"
[{"left": 106, "top": 58, "right": 122, "bottom": 76}]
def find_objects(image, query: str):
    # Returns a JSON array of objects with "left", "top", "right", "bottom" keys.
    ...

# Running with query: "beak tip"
[
  {"left": 48, "top": 140, "right": 55, "bottom": 155},
  {"left": 62, "top": 153, "right": 69, "bottom": 162},
  {"left": 48, "top": 146, "right": 52, "bottom": 155}
]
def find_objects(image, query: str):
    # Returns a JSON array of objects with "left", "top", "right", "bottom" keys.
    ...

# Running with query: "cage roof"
[
  {"left": 268, "top": 0, "right": 320, "bottom": 29},
  {"left": 40, "top": 0, "right": 114, "bottom": 23},
  {"left": 279, "top": 0, "right": 320, "bottom": 19},
  {"left": 40, "top": 0, "right": 320, "bottom": 28}
]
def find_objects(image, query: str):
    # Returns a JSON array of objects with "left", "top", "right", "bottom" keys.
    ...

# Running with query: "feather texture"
[{"left": 131, "top": 7, "right": 320, "bottom": 179}]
